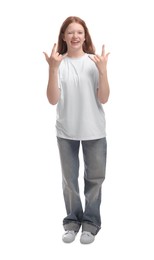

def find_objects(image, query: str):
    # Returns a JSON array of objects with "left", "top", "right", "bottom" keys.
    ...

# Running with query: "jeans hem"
[
  {"left": 81, "top": 221, "right": 101, "bottom": 235},
  {"left": 63, "top": 221, "right": 81, "bottom": 232}
]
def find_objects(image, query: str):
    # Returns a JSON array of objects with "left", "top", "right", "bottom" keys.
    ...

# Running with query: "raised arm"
[
  {"left": 89, "top": 45, "right": 110, "bottom": 104},
  {"left": 43, "top": 43, "right": 67, "bottom": 105}
]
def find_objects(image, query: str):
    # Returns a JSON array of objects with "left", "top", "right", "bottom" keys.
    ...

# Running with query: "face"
[{"left": 63, "top": 22, "right": 85, "bottom": 52}]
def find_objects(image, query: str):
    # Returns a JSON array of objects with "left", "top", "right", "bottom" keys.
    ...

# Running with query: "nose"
[{"left": 72, "top": 32, "right": 78, "bottom": 38}]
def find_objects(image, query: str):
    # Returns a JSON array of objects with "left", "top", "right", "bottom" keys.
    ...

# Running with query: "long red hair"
[{"left": 57, "top": 16, "right": 95, "bottom": 55}]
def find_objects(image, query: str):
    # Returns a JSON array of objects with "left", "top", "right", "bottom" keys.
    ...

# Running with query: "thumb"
[
  {"left": 106, "top": 52, "right": 110, "bottom": 59},
  {"left": 43, "top": 52, "right": 48, "bottom": 60}
]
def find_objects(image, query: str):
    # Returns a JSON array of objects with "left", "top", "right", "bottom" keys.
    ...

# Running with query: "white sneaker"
[
  {"left": 62, "top": 230, "right": 77, "bottom": 243},
  {"left": 80, "top": 231, "right": 95, "bottom": 244}
]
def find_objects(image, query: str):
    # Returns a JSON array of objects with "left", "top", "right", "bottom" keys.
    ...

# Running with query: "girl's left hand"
[{"left": 89, "top": 45, "right": 110, "bottom": 74}]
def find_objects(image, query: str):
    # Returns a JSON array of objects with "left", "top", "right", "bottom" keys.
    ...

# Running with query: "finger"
[
  {"left": 43, "top": 52, "right": 49, "bottom": 60},
  {"left": 51, "top": 43, "right": 57, "bottom": 55},
  {"left": 106, "top": 52, "right": 110, "bottom": 59},
  {"left": 95, "top": 54, "right": 101, "bottom": 60},
  {"left": 88, "top": 54, "right": 96, "bottom": 62},
  {"left": 58, "top": 52, "right": 68, "bottom": 61},
  {"left": 93, "top": 55, "right": 100, "bottom": 62},
  {"left": 88, "top": 55, "right": 100, "bottom": 64},
  {"left": 101, "top": 44, "right": 105, "bottom": 56}
]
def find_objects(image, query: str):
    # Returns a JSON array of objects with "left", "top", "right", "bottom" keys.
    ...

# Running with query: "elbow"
[
  {"left": 49, "top": 100, "right": 58, "bottom": 105},
  {"left": 98, "top": 89, "right": 110, "bottom": 104},
  {"left": 99, "top": 97, "right": 109, "bottom": 104},
  {"left": 46, "top": 90, "right": 59, "bottom": 105},
  {"left": 47, "top": 96, "right": 59, "bottom": 105},
  {"left": 98, "top": 93, "right": 110, "bottom": 104}
]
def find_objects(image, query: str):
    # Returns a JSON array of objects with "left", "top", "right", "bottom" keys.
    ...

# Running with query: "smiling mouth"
[{"left": 71, "top": 41, "right": 80, "bottom": 43}]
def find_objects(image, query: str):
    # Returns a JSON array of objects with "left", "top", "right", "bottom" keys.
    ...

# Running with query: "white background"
[{"left": 0, "top": 0, "right": 154, "bottom": 259}]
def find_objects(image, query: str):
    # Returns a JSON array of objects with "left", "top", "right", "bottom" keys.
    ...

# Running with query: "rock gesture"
[
  {"left": 43, "top": 43, "right": 68, "bottom": 69},
  {"left": 89, "top": 45, "right": 110, "bottom": 74}
]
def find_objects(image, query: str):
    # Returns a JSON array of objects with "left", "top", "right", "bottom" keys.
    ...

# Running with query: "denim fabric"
[{"left": 57, "top": 137, "right": 107, "bottom": 235}]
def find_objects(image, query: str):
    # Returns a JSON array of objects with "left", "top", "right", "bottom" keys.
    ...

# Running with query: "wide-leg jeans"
[{"left": 57, "top": 137, "right": 107, "bottom": 235}]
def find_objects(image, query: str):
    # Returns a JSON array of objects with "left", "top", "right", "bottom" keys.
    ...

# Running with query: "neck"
[{"left": 67, "top": 48, "right": 85, "bottom": 58}]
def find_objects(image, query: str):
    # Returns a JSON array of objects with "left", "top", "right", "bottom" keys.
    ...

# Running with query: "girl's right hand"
[{"left": 43, "top": 43, "right": 67, "bottom": 69}]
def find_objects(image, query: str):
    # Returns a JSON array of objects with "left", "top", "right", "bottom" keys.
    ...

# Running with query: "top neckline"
[{"left": 66, "top": 53, "right": 87, "bottom": 60}]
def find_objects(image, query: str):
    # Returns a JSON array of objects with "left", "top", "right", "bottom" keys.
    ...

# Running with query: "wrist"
[
  {"left": 99, "top": 69, "right": 107, "bottom": 76},
  {"left": 49, "top": 66, "right": 58, "bottom": 73}
]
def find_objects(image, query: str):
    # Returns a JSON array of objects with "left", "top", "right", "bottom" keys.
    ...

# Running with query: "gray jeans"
[{"left": 57, "top": 137, "right": 107, "bottom": 235}]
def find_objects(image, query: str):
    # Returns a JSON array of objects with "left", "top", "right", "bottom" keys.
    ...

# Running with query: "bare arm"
[
  {"left": 89, "top": 45, "right": 110, "bottom": 104},
  {"left": 46, "top": 67, "right": 60, "bottom": 105},
  {"left": 97, "top": 69, "right": 110, "bottom": 104},
  {"left": 43, "top": 43, "right": 67, "bottom": 105}
]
